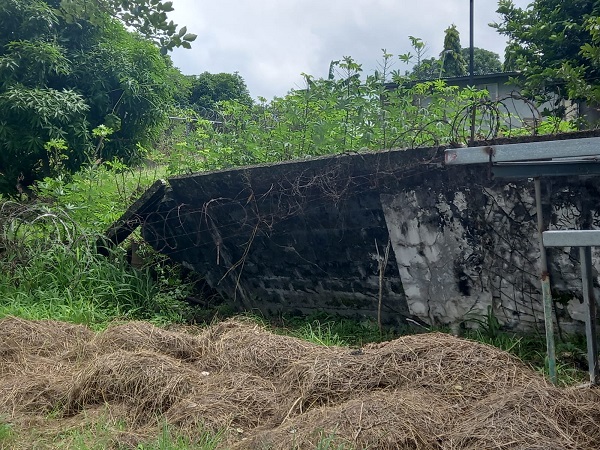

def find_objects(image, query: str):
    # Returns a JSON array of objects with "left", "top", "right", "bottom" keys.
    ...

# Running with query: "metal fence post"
[
  {"left": 535, "top": 177, "right": 557, "bottom": 384},
  {"left": 580, "top": 246, "right": 599, "bottom": 384}
]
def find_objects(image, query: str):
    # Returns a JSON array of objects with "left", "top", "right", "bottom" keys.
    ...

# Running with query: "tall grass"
[
  {"left": 293, "top": 320, "right": 348, "bottom": 347},
  {"left": 0, "top": 240, "right": 169, "bottom": 328},
  {"left": 0, "top": 165, "right": 190, "bottom": 329},
  {"left": 463, "top": 309, "right": 588, "bottom": 386},
  {"left": 279, "top": 312, "right": 394, "bottom": 347}
]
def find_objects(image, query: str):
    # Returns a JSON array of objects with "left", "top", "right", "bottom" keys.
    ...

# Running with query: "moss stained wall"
[{"left": 141, "top": 144, "right": 600, "bottom": 330}]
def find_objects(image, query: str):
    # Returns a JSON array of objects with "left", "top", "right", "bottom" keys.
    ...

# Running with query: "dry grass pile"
[
  {"left": 0, "top": 316, "right": 92, "bottom": 373},
  {"left": 0, "top": 316, "right": 93, "bottom": 416},
  {"left": 237, "top": 389, "right": 453, "bottom": 450},
  {"left": 65, "top": 350, "right": 202, "bottom": 423},
  {"left": 236, "top": 385, "right": 600, "bottom": 450},
  {"left": 448, "top": 385, "right": 600, "bottom": 450},
  {"left": 0, "top": 371, "right": 74, "bottom": 415},
  {"left": 0, "top": 317, "right": 599, "bottom": 449},
  {"left": 89, "top": 320, "right": 203, "bottom": 361},
  {"left": 196, "top": 318, "right": 321, "bottom": 376},
  {"left": 164, "top": 371, "right": 279, "bottom": 433},
  {"left": 280, "top": 332, "right": 543, "bottom": 412}
]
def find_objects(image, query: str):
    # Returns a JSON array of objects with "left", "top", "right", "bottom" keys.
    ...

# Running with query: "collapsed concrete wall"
[{"left": 141, "top": 139, "right": 600, "bottom": 331}]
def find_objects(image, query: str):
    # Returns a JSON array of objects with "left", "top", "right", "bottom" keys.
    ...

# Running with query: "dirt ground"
[{"left": 1, "top": 316, "right": 599, "bottom": 449}]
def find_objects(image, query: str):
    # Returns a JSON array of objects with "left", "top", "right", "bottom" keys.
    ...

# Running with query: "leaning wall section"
[{"left": 142, "top": 146, "right": 600, "bottom": 331}]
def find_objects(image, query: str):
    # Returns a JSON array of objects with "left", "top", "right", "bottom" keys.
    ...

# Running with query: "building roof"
[{"left": 386, "top": 71, "right": 522, "bottom": 91}]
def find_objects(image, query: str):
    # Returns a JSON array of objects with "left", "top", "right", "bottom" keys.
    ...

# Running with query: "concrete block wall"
[{"left": 141, "top": 143, "right": 600, "bottom": 331}]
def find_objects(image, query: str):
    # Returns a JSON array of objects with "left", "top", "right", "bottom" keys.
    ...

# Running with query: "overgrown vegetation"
[
  {"left": 0, "top": 0, "right": 194, "bottom": 195},
  {"left": 494, "top": 0, "right": 600, "bottom": 105},
  {"left": 1, "top": 1, "right": 599, "bottom": 447},
  {"left": 0, "top": 163, "right": 198, "bottom": 330}
]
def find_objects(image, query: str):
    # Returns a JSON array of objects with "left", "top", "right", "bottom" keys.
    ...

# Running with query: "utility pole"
[{"left": 469, "top": 0, "right": 475, "bottom": 144}]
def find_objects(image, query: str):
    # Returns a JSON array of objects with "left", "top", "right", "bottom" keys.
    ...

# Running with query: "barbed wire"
[{"left": 450, "top": 92, "right": 586, "bottom": 145}]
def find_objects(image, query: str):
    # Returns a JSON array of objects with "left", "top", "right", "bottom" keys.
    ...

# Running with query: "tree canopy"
[
  {"left": 0, "top": 0, "right": 190, "bottom": 194},
  {"left": 58, "top": 0, "right": 197, "bottom": 52},
  {"left": 493, "top": 0, "right": 600, "bottom": 104},
  {"left": 461, "top": 48, "right": 502, "bottom": 76},
  {"left": 186, "top": 72, "right": 253, "bottom": 114},
  {"left": 406, "top": 26, "right": 502, "bottom": 81},
  {"left": 409, "top": 47, "right": 502, "bottom": 80},
  {"left": 441, "top": 25, "right": 467, "bottom": 77}
]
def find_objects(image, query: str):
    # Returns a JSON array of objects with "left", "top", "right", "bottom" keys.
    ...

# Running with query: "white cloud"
[{"left": 168, "top": 0, "right": 530, "bottom": 100}]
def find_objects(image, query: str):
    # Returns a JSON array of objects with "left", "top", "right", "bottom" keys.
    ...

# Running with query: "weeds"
[
  {"left": 293, "top": 320, "right": 348, "bottom": 347},
  {"left": 0, "top": 169, "right": 193, "bottom": 329},
  {"left": 280, "top": 312, "right": 394, "bottom": 347},
  {"left": 0, "top": 418, "right": 13, "bottom": 449},
  {"left": 34, "top": 160, "right": 165, "bottom": 231},
  {"left": 0, "top": 233, "right": 177, "bottom": 328},
  {"left": 135, "top": 422, "right": 223, "bottom": 450}
]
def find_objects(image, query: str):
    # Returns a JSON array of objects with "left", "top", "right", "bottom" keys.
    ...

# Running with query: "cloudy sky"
[{"left": 168, "top": 0, "right": 530, "bottom": 100}]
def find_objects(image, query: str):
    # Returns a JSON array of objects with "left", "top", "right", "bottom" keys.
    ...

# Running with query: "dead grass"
[
  {"left": 238, "top": 389, "right": 453, "bottom": 450},
  {"left": 0, "top": 317, "right": 599, "bottom": 449},
  {"left": 280, "top": 333, "right": 543, "bottom": 414},
  {"left": 196, "top": 318, "right": 321, "bottom": 376},
  {"left": 0, "top": 316, "right": 92, "bottom": 374},
  {"left": 89, "top": 321, "right": 203, "bottom": 361},
  {"left": 164, "top": 371, "right": 279, "bottom": 433}
]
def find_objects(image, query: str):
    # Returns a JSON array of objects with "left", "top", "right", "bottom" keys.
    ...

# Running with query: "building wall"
[{"left": 142, "top": 142, "right": 600, "bottom": 332}]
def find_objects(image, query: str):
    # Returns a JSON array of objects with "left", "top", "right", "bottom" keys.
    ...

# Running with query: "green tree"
[
  {"left": 441, "top": 25, "right": 467, "bottom": 77},
  {"left": 410, "top": 57, "right": 442, "bottom": 80},
  {"left": 409, "top": 48, "right": 500, "bottom": 80},
  {"left": 492, "top": 0, "right": 600, "bottom": 103},
  {"left": 502, "top": 42, "right": 521, "bottom": 72},
  {"left": 59, "top": 0, "right": 197, "bottom": 52},
  {"left": 187, "top": 72, "right": 253, "bottom": 113},
  {"left": 71, "top": 21, "right": 186, "bottom": 160},
  {"left": 562, "top": 16, "right": 600, "bottom": 103},
  {"left": 461, "top": 47, "right": 503, "bottom": 75},
  {"left": 0, "top": 0, "right": 189, "bottom": 194}
]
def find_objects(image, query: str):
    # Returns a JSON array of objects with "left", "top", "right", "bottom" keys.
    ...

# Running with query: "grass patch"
[
  {"left": 291, "top": 320, "right": 349, "bottom": 347},
  {"left": 136, "top": 422, "right": 223, "bottom": 450},
  {"left": 0, "top": 238, "right": 188, "bottom": 329},
  {"left": 275, "top": 312, "right": 395, "bottom": 347},
  {"left": 0, "top": 418, "right": 14, "bottom": 449},
  {"left": 0, "top": 197, "right": 194, "bottom": 330},
  {"left": 4, "top": 412, "right": 224, "bottom": 450}
]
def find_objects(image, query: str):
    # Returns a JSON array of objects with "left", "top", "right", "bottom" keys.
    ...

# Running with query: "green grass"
[
  {"left": 276, "top": 312, "right": 394, "bottom": 347},
  {"left": 0, "top": 238, "right": 189, "bottom": 329},
  {"left": 0, "top": 418, "right": 14, "bottom": 449},
  {"left": 0, "top": 160, "right": 202, "bottom": 329},
  {"left": 291, "top": 320, "right": 349, "bottom": 347},
  {"left": 34, "top": 161, "right": 167, "bottom": 232},
  {"left": 0, "top": 209, "right": 194, "bottom": 330},
  {"left": 3, "top": 412, "right": 224, "bottom": 450},
  {"left": 136, "top": 423, "right": 223, "bottom": 450}
]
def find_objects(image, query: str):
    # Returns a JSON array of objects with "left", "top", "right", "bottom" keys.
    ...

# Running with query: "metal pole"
[
  {"left": 535, "top": 177, "right": 557, "bottom": 384},
  {"left": 580, "top": 246, "right": 599, "bottom": 384},
  {"left": 469, "top": 0, "right": 475, "bottom": 144}
]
